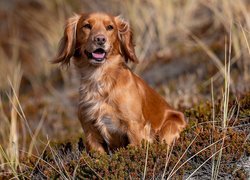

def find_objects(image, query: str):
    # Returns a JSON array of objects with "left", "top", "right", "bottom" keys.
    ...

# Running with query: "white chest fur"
[{"left": 78, "top": 69, "right": 121, "bottom": 143}]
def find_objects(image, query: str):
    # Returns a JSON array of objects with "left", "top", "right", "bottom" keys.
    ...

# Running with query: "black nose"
[{"left": 94, "top": 34, "right": 106, "bottom": 45}]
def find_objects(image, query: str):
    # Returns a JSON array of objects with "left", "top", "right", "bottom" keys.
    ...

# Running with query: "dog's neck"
[
  {"left": 74, "top": 54, "right": 128, "bottom": 99},
  {"left": 73, "top": 55, "right": 126, "bottom": 81}
]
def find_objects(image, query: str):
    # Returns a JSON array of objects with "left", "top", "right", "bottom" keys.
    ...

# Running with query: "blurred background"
[{"left": 0, "top": 0, "right": 249, "bottom": 162}]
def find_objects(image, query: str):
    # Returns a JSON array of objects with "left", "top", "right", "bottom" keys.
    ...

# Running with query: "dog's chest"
[{"left": 78, "top": 80, "right": 121, "bottom": 134}]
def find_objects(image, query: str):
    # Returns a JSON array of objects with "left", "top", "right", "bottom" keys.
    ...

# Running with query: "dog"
[{"left": 53, "top": 12, "right": 187, "bottom": 153}]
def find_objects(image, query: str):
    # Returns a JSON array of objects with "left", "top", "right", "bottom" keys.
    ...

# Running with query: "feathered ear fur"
[
  {"left": 115, "top": 16, "right": 138, "bottom": 63},
  {"left": 52, "top": 14, "right": 80, "bottom": 65}
]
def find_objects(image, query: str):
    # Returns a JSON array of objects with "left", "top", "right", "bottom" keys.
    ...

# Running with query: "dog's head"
[{"left": 53, "top": 12, "right": 138, "bottom": 66}]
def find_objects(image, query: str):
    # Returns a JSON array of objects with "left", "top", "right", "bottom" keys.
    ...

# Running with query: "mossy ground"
[{"left": 4, "top": 92, "right": 249, "bottom": 179}]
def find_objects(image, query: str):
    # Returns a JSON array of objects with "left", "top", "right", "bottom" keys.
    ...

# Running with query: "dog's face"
[
  {"left": 77, "top": 13, "right": 118, "bottom": 65},
  {"left": 53, "top": 12, "right": 138, "bottom": 66}
]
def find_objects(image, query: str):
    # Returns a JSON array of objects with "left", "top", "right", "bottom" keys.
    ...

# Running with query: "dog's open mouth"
[{"left": 84, "top": 48, "right": 106, "bottom": 62}]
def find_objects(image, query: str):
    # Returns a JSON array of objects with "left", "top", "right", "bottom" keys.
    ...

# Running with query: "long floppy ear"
[
  {"left": 115, "top": 16, "right": 139, "bottom": 63},
  {"left": 52, "top": 14, "right": 80, "bottom": 65}
]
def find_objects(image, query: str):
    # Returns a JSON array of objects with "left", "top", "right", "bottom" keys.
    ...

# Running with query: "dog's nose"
[{"left": 94, "top": 34, "right": 106, "bottom": 45}]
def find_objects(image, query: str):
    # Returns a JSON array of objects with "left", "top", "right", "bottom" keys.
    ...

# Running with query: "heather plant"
[{"left": 3, "top": 94, "right": 247, "bottom": 179}]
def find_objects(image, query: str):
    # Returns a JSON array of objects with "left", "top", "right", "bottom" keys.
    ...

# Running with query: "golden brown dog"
[{"left": 53, "top": 12, "right": 187, "bottom": 153}]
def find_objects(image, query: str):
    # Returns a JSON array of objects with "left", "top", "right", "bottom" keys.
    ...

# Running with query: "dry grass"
[
  {"left": 0, "top": 65, "right": 22, "bottom": 177},
  {"left": 0, "top": 0, "right": 249, "bottom": 179}
]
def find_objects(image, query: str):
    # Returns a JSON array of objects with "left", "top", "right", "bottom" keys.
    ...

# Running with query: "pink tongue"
[{"left": 92, "top": 52, "right": 105, "bottom": 59}]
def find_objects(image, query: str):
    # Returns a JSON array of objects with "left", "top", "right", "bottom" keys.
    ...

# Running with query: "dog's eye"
[
  {"left": 83, "top": 24, "right": 92, "bottom": 29},
  {"left": 106, "top": 25, "right": 114, "bottom": 31}
]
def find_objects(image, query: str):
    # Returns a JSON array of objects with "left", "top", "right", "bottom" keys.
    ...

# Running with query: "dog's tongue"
[{"left": 92, "top": 52, "right": 105, "bottom": 59}]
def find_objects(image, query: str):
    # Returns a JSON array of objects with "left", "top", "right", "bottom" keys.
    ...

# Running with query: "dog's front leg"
[
  {"left": 83, "top": 128, "right": 107, "bottom": 153},
  {"left": 126, "top": 123, "right": 145, "bottom": 146}
]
